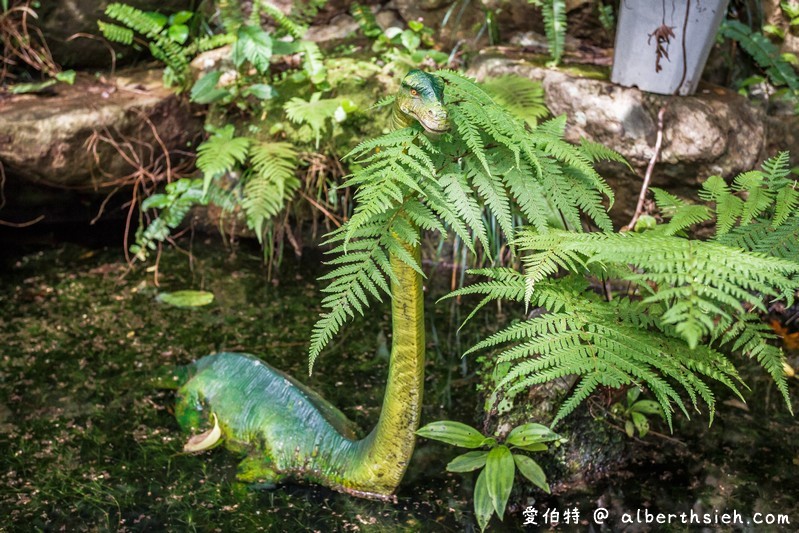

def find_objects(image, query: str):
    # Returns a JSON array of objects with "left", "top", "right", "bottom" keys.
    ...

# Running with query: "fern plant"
[
  {"left": 195, "top": 125, "right": 299, "bottom": 242},
  {"left": 449, "top": 153, "right": 799, "bottom": 428},
  {"left": 720, "top": 20, "right": 799, "bottom": 109},
  {"left": 99, "top": 3, "right": 234, "bottom": 89},
  {"left": 132, "top": 126, "right": 299, "bottom": 259},
  {"left": 528, "top": 0, "right": 567, "bottom": 66},
  {"left": 308, "top": 70, "right": 621, "bottom": 371},
  {"left": 479, "top": 75, "right": 548, "bottom": 128}
]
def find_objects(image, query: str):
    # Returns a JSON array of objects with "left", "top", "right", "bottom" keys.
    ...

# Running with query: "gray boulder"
[
  {"left": 468, "top": 52, "right": 786, "bottom": 225},
  {"left": 0, "top": 68, "right": 202, "bottom": 189}
]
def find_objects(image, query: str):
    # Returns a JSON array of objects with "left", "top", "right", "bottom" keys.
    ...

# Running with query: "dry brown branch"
[{"left": 0, "top": 214, "right": 44, "bottom": 227}]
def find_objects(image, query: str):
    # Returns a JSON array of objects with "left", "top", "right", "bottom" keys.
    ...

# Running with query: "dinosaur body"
[{"left": 167, "top": 75, "right": 443, "bottom": 499}]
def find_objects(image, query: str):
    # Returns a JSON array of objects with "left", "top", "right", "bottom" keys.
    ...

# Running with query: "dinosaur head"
[{"left": 395, "top": 70, "right": 449, "bottom": 134}]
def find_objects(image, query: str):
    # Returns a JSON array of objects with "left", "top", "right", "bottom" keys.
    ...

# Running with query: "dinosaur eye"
[{"left": 410, "top": 89, "right": 418, "bottom": 96}]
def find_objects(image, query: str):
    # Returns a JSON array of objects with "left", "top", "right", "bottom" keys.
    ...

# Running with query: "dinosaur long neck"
[{"left": 344, "top": 242, "right": 425, "bottom": 494}]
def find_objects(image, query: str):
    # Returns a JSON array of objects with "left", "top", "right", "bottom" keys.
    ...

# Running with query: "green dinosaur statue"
[{"left": 163, "top": 70, "right": 449, "bottom": 501}]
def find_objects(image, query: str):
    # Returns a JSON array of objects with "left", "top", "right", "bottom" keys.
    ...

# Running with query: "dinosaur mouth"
[{"left": 417, "top": 117, "right": 450, "bottom": 134}]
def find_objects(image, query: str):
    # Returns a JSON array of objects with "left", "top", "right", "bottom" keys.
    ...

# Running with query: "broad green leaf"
[
  {"left": 233, "top": 25, "right": 272, "bottom": 73},
  {"left": 513, "top": 442, "right": 548, "bottom": 452},
  {"left": 401, "top": 29, "right": 421, "bottom": 51},
  {"left": 630, "top": 400, "right": 662, "bottom": 416},
  {"left": 626, "top": 387, "right": 641, "bottom": 405},
  {"left": 513, "top": 454, "right": 550, "bottom": 493},
  {"left": 416, "top": 421, "right": 486, "bottom": 448},
  {"left": 141, "top": 193, "right": 171, "bottom": 210},
  {"left": 156, "top": 290, "right": 215, "bottom": 308},
  {"left": 447, "top": 450, "right": 488, "bottom": 472},
  {"left": 506, "top": 423, "right": 559, "bottom": 447},
  {"left": 168, "top": 24, "right": 189, "bottom": 44},
  {"left": 169, "top": 10, "right": 193, "bottom": 25},
  {"left": 631, "top": 412, "right": 649, "bottom": 437},
  {"left": 144, "top": 11, "right": 168, "bottom": 30},
  {"left": 243, "top": 84, "right": 276, "bottom": 100},
  {"left": 485, "top": 446, "right": 514, "bottom": 519},
  {"left": 191, "top": 71, "right": 230, "bottom": 104},
  {"left": 625, "top": 420, "right": 635, "bottom": 438},
  {"left": 8, "top": 79, "right": 56, "bottom": 94},
  {"left": 474, "top": 469, "right": 494, "bottom": 532}
]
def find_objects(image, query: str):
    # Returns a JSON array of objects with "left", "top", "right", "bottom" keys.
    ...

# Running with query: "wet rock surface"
[{"left": 0, "top": 68, "right": 202, "bottom": 190}]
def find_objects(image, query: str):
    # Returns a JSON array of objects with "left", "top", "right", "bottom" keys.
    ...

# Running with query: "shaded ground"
[
  {"left": 1, "top": 235, "right": 798, "bottom": 532},
  {"left": 0, "top": 239, "right": 484, "bottom": 531}
]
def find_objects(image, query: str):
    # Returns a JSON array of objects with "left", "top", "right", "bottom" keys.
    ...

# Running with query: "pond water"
[{"left": 1, "top": 236, "right": 797, "bottom": 532}]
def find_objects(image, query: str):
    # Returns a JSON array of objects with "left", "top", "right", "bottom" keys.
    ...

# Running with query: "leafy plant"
[
  {"left": 417, "top": 421, "right": 562, "bottom": 531},
  {"left": 449, "top": 153, "right": 799, "bottom": 429},
  {"left": 610, "top": 388, "right": 663, "bottom": 438},
  {"left": 99, "top": 3, "right": 233, "bottom": 89},
  {"left": 528, "top": 0, "right": 567, "bottom": 66},
  {"left": 782, "top": 1, "right": 799, "bottom": 26},
  {"left": 131, "top": 127, "right": 299, "bottom": 260},
  {"left": 284, "top": 92, "right": 354, "bottom": 148},
  {"left": 195, "top": 125, "right": 300, "bottom": 241},
  {"left": 351, "top": 3, "right": 449, "bottom": 69},
  {"left": 720, "top": 19, "right": 799, "bottom": 108},
  {"left": 307, "top": 70, "right": 620, "bottom": 371},
  {"left": 479, "top": 75, "right": 548, "bottom": 128},
  {"left": 131, "top": 178, "right": 207, "bottom": 261}
]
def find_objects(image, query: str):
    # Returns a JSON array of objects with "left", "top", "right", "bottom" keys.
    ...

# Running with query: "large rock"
[
  {"left": 0, "top": 68, "right": 202, "bottom": 189},
  {"left": 468, "top": 51, "right": 776, "bottom": 224},
  {"left": 37, "top": 0, "right": 194, "bottom": 68}
]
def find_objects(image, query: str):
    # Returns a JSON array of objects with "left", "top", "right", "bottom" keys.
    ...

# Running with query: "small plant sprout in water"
[{"left": 416, "top": 420, "right": 565, "bottom": 532}]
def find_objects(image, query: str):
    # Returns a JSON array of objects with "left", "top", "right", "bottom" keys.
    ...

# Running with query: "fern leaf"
[
  {"left": 480, "top": 75, "right": 548, "bottom": 127},
  {"left": 97, "top": 21, "right": 134, "bottom": 45},
  {"left": 196, "top": 126, "right": 251, "bottom": 194}
]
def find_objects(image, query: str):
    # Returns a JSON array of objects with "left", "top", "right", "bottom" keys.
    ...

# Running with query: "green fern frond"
[
  {"left": 130, "top": 179, "right": 207, "bottom": 261},
  {"left": 241, "top": 142, "right": 299, "bottom": 239},
  {"left": 515, "top": 229, "right": 799, "bottom": 346},
  {"left": 720, "top": 20, "right": 799, "bottom": 93},
  {"left": 97, "top": 21, "right": 134, "bottom": 45},
  {"left": 479, "top": 75, "right": 549, "bottom": 127},
  {"left": 529, "top": 0, "right": 567, "bottom": 65},
  {"left": 259, "top": 1, "right": 307, "bottom": 40},
  {"left": 101, "top": 3, "right": 194, "bottom": 88},
  {"left": 192, "top": 33, "right": 237, "bottom": 53},
  {"left": 651, "top": 187, "right": 711, "bottom": 236},
  {"left": 351, "top": 3, "right": 383, "bottom": 38},
  {"left": 104, "top": 3, "right": 165, "bottom": 37},
  {"left": 284, "top": 92, "right": 342, "bottom": 148},
  {"left": 718, "top": 215, "right": 799, "bottom": 263},
  {"left": 300, "top": 40, "right": 327, "bottom": 85},
  {"left": 308, "top": 70, "right": 616, "bottom": 368},
  {"left": 196, "top": 125, "right": 251, "bottom": 194},
  {"left": 473, "top": 287, "right": 744, "bottom": 428}
]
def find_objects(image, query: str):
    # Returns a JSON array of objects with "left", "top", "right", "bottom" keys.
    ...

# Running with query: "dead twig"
[
  {"left": 626, "top": 104, "right": 667, "bottom": 230},
  {"left": 0, "top": 214, "right": 44, "bottom": 227},
  {"left": 626, "top": 0, "right": 691, "bottom": 231}
]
